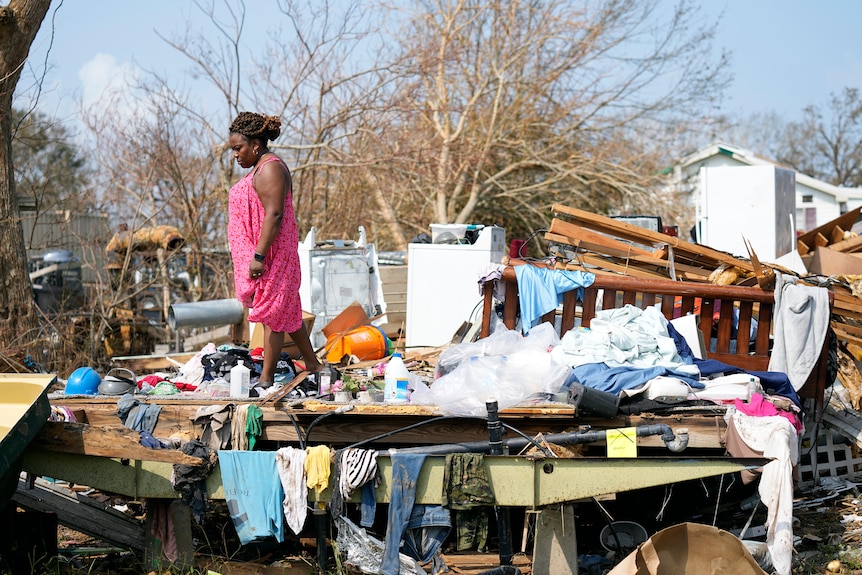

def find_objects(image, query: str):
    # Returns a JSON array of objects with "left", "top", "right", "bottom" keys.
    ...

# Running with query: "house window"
[{"left": 802, "top": 195, "right": 813, "bottom": 203}]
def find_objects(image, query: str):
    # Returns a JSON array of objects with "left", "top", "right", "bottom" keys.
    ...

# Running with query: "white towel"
[{"left": 276, "top": 447, "right": 308, "bottom": 535}]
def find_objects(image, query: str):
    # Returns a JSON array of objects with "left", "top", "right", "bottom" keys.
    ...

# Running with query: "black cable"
[
  {"left": 305, "top": 405, "right": 355, "bottom": 446},
  {"left": 281, "top": 408, "right": 306, "bottom": 450},
  {"left": 592, "top": 497, "right": 624, "bottom": 555},
  {"left": 501, "top": 423, "right": 555, "bottom": 457},
  {"left": 345, "top": 415, "right": 485, "bottom": 450}
]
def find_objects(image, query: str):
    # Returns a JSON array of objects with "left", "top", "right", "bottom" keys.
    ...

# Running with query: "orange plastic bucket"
[{"left": 325, "top": 325, "right": 390, "bottom": 363}]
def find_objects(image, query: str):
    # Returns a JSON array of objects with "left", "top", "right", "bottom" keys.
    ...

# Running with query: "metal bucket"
[{"left": 168, "top": 298, "right": 245, "bottom": 330}]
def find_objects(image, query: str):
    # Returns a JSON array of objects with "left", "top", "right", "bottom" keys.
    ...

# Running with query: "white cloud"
[{"left": 78, "top": 53, "right": 139, "bottom": 109}]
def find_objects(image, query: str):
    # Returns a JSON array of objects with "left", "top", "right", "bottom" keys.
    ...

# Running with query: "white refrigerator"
[
  {"left": 406, "top": 226, "right": 506, "bottom": 348},
  {"left": 696, "top": 165, "right": 796, "bottom": 261}
]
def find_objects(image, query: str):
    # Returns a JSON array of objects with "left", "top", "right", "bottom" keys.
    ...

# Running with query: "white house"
[{"left": 670, "top": 142, "right": 862, "bottom": 235}]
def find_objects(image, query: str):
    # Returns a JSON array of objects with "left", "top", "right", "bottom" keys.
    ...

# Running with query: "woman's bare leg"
[
  {"left": 262, "top": 325, "right": 285, "bottom": 383},
  {"left": 289, "top": 323, "right": 322, "bottom": 372}
]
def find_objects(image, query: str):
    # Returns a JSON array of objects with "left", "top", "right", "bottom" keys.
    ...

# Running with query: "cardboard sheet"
[{"left": 608, "top": 522, "right": 766, "bottom": 575}]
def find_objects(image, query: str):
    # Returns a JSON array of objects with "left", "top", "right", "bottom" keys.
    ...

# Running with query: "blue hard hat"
[{"left": 65, "top": 367, "right": 101, "bottom": 395}]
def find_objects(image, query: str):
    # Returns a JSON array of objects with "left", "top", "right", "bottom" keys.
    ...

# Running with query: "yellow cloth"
[{"left": 305, "top": 445, "right": 332, "bottom": 496}]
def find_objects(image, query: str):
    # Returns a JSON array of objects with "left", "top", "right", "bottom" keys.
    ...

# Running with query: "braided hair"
[{"left": 229, "top": 112, "right": 282, "bottom": 143}]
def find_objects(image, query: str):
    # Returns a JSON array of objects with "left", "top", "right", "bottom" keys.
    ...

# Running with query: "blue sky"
[{"left": 16, "top": 0, "right": 862, "bottom": 132}]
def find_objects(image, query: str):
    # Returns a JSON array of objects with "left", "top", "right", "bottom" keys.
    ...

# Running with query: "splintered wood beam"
[
  {"left": 832, "top": 323, "right": 862, "bottom": 348},
  {"left": 546, "top": 231, "right": 715, "bottom": 282},
  {"left": 579, "top": 254, "right": 670, "bottom": 279},
  {"left": 547, "top": 219, "right": 656, "bottom": 257},
  {"left": 32, "top": 421, "right": 208, "bottom": 466},
  {"left": 833, "top": 292, "right": 862, "bottom": 321},
  {"left": 829, "top": 233, "right": 862, "bottom": 253},
  {"left": 551, "top": 204, "right": 755, "bottom": 273}
]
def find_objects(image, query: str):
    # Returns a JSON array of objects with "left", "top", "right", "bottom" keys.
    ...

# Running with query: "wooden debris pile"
[{"left": 540, "top": 202, "right": 862, "bottom": 411}]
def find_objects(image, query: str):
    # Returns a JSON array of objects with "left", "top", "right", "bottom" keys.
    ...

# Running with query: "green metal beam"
[{"left": 23, "top": 449, "right": 764, "bottom": 507}]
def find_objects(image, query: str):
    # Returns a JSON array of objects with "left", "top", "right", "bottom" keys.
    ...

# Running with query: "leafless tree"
[
  {"left": 0, "top": 0, "right": 52, "bottom": 369},
  {"left": 776, "top": 87, "right": 862, "bottom": 188},
  {"left": 369, "top": 0, "right": 730, "bottom": 245}
]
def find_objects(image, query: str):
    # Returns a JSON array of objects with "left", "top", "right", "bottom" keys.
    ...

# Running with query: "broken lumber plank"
[
  {"left": 832, "top": 323, "right": 862, "bottom": 347},
  {"left": 578, "top": 254, "right": 671, "bottom": 279},
  {"left": 551, "top": 204, "right": 755, "bottom": 272},
  {"left": 13, "top": 477, "right": 146, "bottom": 551},
  {"left": 547, "top": 219, "right": 656, "bottom": 257},
  {"left": 832, "top": 292, "right": 862, "bottom": 321},
  {"left": 828, "top": 233, "right": 862, "bottom": 253},
  {"left": 32, "top": 421, "right": 207, "bottom": 465},
  {"left": 545, "top": 231, "right": 715, "bottom": 281}
]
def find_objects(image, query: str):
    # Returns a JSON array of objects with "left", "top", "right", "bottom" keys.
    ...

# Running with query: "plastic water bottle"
[
  {"left": 230, "top": 363, "right": 250, "bottom": 398},
  {"left": 384, "top": 353, "right": 410, "bottom": 403}
]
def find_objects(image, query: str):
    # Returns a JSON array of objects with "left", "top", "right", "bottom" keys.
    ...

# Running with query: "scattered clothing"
[
  {"left": 330, "top": 447, "right": 379, "bottom": 520},
  {"left": 381, "top": 452, "right": 427, "bottom": 575},
  {"left": 735, "top": 392, "right": 802, "bottom": 434},
  {"left": 768, "top": 272, "right": 830, "bottom": 391},
  {"left": 245, "top": 404, "right": 263, "bottom": 450},
  {"left": 219, "top": 450, "right": 285, "bottom": 544},
  {"left": 49, "top": 405, "right": 77, "bottom": 422},
  {"left": 443, "top": 453, "right": 496, "bottom": 552},
  {"left": 725, "top": 407, "right": 798, "bottom": 575},
  {"left": 513, "top": 265, "right": 595, "bottom": 332},
  {"left": 231, "top": 404, "right": 251, "bottom": 450},
  {"left": 148, "top": 499, "right": 179, "bottom": 563},
  {"left": 402, "top": 504, "right": 451, "bottom": 575},
  {"left": 172, "top": 440, "right": 216, "bottom": 524},
  {"left": 116, "top": 394, "right": 162, "bottom": 434},
  {"left": 276, "top": 447, "right": 308, "bottom": 535},
  {"left": 193, "top": 404, "right": 233, "bottom": 451},
  {"left": 305, "top": 445, "right": 332, "bottom": 498}
]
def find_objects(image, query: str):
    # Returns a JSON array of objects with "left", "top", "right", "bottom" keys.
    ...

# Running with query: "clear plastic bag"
[
  {"left": 430, "top": 350, "right": 571, "bottom": 417},
  {"left": 334, "top": 515, "right": 425, "bottom": 575},
  {"left": 436, "top": 323, "right": 561, "bottom": 378}
]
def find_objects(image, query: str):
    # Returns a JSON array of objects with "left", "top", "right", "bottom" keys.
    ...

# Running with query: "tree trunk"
[{"left": 0, "top": 0, "right": 52, "bottom": 361}]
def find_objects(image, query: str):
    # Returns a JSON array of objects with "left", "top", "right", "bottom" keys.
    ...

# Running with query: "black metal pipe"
[
  {"left": 387, "top": 423, "right": 688, "bottom": 455},
  {"left": 487, "top": 400, "right": 514, "bottom": 566}
]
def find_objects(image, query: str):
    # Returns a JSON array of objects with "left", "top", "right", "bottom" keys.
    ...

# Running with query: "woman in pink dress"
[{"left": 228, "top": 112, "right": 322, "bottom": 384}]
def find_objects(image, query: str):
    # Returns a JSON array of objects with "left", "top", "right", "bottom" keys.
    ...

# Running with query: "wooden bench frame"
[{"left": 481, "top": 264, "right": 833, "bottom": 421}]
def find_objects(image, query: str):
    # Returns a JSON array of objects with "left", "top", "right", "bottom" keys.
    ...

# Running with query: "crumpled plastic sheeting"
[
  {"left": 334, "top": 515, "right": 425, "bottom": 575},
  {"left": 429, "top": 324, "right": 569, "bottom": 416}
]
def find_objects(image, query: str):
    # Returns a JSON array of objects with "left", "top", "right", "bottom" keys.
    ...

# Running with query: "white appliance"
[
  {"left": 696, "top": 165, "right": 796, "bottom": 261},
  {"left": 407, "top": 226, "right": 506, "bottom": 348},
  {"left": 298, "top": 227, "right": 386, "bottom": 349}
]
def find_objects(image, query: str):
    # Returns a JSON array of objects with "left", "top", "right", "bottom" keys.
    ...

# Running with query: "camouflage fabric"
[
  {"left": 442, "top": 453, "right": 495, "bottom": 510},
  {"left": 442, "top": 453, "right": 495, "bottom": 552},
  {"left": 455, "top": 508, "right": 490, "bottom": 552}
]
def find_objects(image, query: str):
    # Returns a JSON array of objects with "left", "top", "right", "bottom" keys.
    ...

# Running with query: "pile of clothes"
[{"left": 134, "top": 343, "right": 309, "bottom": 397}]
